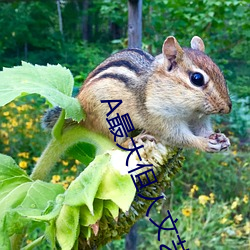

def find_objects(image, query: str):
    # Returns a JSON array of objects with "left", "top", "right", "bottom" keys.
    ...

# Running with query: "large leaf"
[
  {"left": 64, "top": 150, "right": 136, "bottom": 214},
  {"left": 20, "top": 181, "right": 64, "bottom": 213},
  {"left": 63, "top": 153, "right": 110, "bottom": 213},
  {"left": 103, "top": 200, "right": 119, "bottom": 219},
  {"left": 0, "top": 176, "right": 31, "bottom": 201},
  {"left": 0, "top": 154, "right": 30, "bottom": 181},
  {"left": 0, "top": 62, "right": 85, "bottom": 121},
  {"left": 65, "top": 142, "right": 96, "bottom": 166},
  {"left": 79, "top": 199, "right": 103, "bottom": 227},
  {"left": 96, "top": 163, "right": 135, "bottom": 212},
  {"left": 0, "top": 154, "right": 65, "bottom": 248},
  {"left": 56, "top": 205, "right": 80, "bottom": 250}
]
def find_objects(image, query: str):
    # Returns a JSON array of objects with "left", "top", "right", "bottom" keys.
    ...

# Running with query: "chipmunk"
[{"left": 43, "top": 36, "right": 232, "bottom": 153}]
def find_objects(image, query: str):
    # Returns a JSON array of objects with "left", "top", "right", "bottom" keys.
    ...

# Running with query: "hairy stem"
[{"left": 30, "top": 126, "right": 115, "bottom": 181}]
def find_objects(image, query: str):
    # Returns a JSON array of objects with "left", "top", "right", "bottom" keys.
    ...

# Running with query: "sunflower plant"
[{"left": 0, "top": 62, "right": 182, "bottom": 249}]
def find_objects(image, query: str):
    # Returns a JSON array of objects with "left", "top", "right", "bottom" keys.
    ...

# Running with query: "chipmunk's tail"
[{"left": 41, "top": 106, "right": 62, "bottom": 130}]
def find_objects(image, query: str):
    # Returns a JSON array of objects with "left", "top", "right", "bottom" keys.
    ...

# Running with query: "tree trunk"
[
  {"left": 125, "top": 223, "right": 137, "bottom": 250},
  {"left": 82, "top": 0, "right": 90, "bottom": 41},
  {"left": 128, "top": 0, "right": 142, "bottom": 49},
  {"left": 56, "top": 0, "right": 63, "bottom": 36}
]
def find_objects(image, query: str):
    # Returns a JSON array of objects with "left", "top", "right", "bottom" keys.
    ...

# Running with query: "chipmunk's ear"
[
  {"left": 162, "top": 36, "right": 184, "bottom": 63},
  {"left": 191, "top": 36, "right": 205, "bottom": 52}
]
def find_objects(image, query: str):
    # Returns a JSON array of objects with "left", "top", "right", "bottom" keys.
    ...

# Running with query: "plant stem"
[{"left": 30, "top": 126, "right": 115, "bottom": 181}]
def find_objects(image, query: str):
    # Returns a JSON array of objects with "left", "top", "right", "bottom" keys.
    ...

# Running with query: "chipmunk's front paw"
[
  {"left": 121, "top": 133, "right": 156, "bottom": 149},
  {"left": 133, "top": 133, "right": 156, "bottom": 144},
  {"left": 206, "top": 133, "right": 230, "bottom": 152}
]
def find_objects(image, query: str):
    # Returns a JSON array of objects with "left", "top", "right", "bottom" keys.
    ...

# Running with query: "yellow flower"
[
  {"left": 63, "top": 182, "right": 69, "bottom": 189},
  {"left": 236, "top": 229, "right": 243, "bottom": 237},
  {"left": 182, "top": 207, "right": 192, "bottom": 217},
  {"left": 17, "top": 105, "right": 30, "bottom": 112},
  {"left": 26, "top": 121, "right": 33, "bottom": 129},
  {"left": 4, "top": 147, "right": 10, "bottom": 152},
  {"left": 9, "top": 102, "right": 16, "bottom": 108},
  {"left": 70, "top": 165, "right": 77, "bottom": 172},
  {"left": 220, "top": 217, "right": 228, "bottom": 224},
  {"left": 231, "top": 197, "right": 240, "bottom": 209},
  {"left": 234, "top": 214, "right": 243, "bottom": 224},
  {"left": 11, "top": 119, "right": 18, "bottom": 127},
  {"left": 75, "top": 160, "right": 81, "bottom": 165},
  {"left": 235, "top": 157, "right": 242, "bottom": 163},
  {"left": 62, "top": 160, "right": 69, "bottom": 166},
  {"left": 18, "top": 152, "right": 30, "bottom": 159},
  {"left": 189, "top": 184, "right": 199, "bottom": 198},
  {"left": 51, "top": 175, "right": 61, "bottom": 183},
  {"left": 221, "top": 162, "right": 228, "bottom": 167},
  {"left": 232, "top": 150, "right": 237, "bottom": 156},
  {"left": 0, "top": 130, "right": 8, "bottom": 138},
  {"left": 243, "top": 195, "right": 248, "bottom": 204},
  {"left": 194, "top": 238, "right": 201, "bottom": 247},
  {"left": 244, "top": 221, "right": 250, "bottom": 234},
  {"left": 66, "top": 176, "right": 75, "bottom": 182},
  {"left": 198, "top": 195, "right": 210, "bottom": 206},
  {"left": 209, "top": 193, "right": 215, "bottom": 204},
  {"left": 3, "top": 138, "right": 9, "bottom": 145},
  {"left": 19, "top": 161, "right": 28, "bottom": 169},
  {"left": 3, "top": 111, "right": 9, "bottom": 116},
  {"left": 32, "top": 157, "right": 39, "bottom": 162},
  {"left": 221, "top": 232, "right": 227, "bottom": 238}
]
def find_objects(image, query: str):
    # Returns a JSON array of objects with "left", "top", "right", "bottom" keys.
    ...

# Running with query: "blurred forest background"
[{"left": 0, "top": 0, "right": 249, "bottom": 249}]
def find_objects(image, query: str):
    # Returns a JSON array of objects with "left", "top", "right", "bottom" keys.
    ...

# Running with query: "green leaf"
[
  {"left": 2, "top": 210, "right": 30, "bottom": 237},
  {"left": 0, "top": 231, "right": 10, "bottom": 250},
  {"left": 0, "top": 176, "right": 32, "bottom": 201},
  {"left": 0, "top": 154, "right": 30, "bottom": 181},
  {"left": 0, "top": 154, "right": 65, "bottom": 244},
  {"left": 20, "top": 181, "right": 64, "bottom": 213},
  {"left": 0, "top": 62, "right": 85, "bottom": 122},
  {"left": 56, "top": 205, "right": 80, "bottom": 250},
  {"left": 79, "top": 199, "right": 103, "bottom": 226},
  {"left": 0, "top": 182, "right": 33, "bottom": 218},
  {"left": 21, "top": 235, "right": 45, "bottom": 250},
  {"left": 0, "top": 181, "right": 64, "bottom": 238},
  {"left": 65, "top": 142, "right": 96, "bottom": 165},
  {"left": 27, "top": 198, "right": 63, "bottom": 222},
  {"left": 96, "top": 164, "right": 135, "bottom": 212},
  {"left": 45, "top": 220, "right": 56, "bottom": 249},
  {"left": 64, "top": 153, "right": 110, "bottom": 213},
  {"left": 80, "top": 226, "right": 92, "bottom": 240},
  {"left": 52, "top": 109, "right": 65, "bottom": 139},
  {"left": 103, "top": 200, "right": 119, "bottom": 219}
]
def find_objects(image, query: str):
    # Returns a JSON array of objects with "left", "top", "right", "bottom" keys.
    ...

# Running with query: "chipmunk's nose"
[{"left": 219, "top": 101, "right": 232, "bottom": 114}]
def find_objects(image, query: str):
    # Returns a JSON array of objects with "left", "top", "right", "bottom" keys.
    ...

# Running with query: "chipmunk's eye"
[{"left": 190, "top": 72, "right": 204, "bottom": 87}]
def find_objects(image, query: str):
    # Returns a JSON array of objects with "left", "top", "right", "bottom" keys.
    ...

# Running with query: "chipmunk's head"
[{"left": 151, "top": 36, "right": 232, "bottom": 117}]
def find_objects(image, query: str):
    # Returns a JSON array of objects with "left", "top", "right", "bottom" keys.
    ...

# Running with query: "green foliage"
[
  {"left": 0, "top": 0, "right": 248, "bottom": 100},
  {"left": 0, "top": 62, "right": 136, "bottom": 249},
  {"left": 0, "top": 1, "right": 249, "bottom": 249},
  {"left": 0, "top": 140, "right": 137, "bottom": 249},
  {"left": 0, "top": 62, "right": 84, "bottom": 121},
  {"left": 0, "top": 154, "right": 64, "bottom": 249},
  {"left": 137, "top": 195, "right": 249, "bottom": 249},
  {"left": 134, "top": 138, "right": 250, "bottom": 249}
]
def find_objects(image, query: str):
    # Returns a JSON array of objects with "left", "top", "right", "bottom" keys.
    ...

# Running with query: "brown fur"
[{"left": 77, "top": 36, "right": 231, "bottom": 152}]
